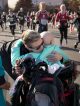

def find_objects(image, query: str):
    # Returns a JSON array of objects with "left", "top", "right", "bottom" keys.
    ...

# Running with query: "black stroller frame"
[
  {"left": 57, "top": 60, "right": 80, "bottom": 106},
  {"left": 11, "top": 58, "right": 80, "bottom": 106}
]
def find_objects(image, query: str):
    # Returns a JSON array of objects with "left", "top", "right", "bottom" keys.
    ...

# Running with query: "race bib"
[
  {"left": 10, "top": 18, "right": 13, "bottom": 22},
  {"left": 19, "top": 17, "right": 23, "bottom": 20},
  {"left": 41, "top": 19, "right": 48, "bottom": 25},
  {"left": 33, "top": 20, "right": 36, "bottom": 23}
]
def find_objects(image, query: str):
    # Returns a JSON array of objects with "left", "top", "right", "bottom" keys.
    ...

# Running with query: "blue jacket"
[
  {"left": 0, "top": 56, "right": 6, "bottom": 106},
  {"left": 17, "top": 45, "right": 69, "bottom": 67}
]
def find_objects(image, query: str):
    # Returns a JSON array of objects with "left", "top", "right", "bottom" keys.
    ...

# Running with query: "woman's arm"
[
  {"left": 46, "top": 45, "right": 70, "bottom": 63},
  {"left": 0, "top": 56, "right": 10, "bottom": 90},
  {"left": 11, "top": 39, "right": 23, "bottom": 66},
  {"left": 0, "top": 81, "right": 10, "bottom": 90}
]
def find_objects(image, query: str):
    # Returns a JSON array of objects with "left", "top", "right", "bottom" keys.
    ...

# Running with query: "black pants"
[
  {"left": 0, "top": 21, "right": 3, "bottom": 29},
  {"left": 59, "top": 27, "right": 68, "bottom": 45},
  {"left": 38, "top": 24, "right": 48, "bottom": 33},
  {"left": 31, "top": 23, "right": 36, "bottom": 30},
  {"left": 27, "top": 22, "right": 30, "bottom": 28},
  {"left": 9, "top": 25, "right": 16, "bottom": 35},
  {"left": 19, "top": 20, "right": 24, "bottom": 26},
  {"left": 75, "top": 28, "right": 80, "bottom": 47}
]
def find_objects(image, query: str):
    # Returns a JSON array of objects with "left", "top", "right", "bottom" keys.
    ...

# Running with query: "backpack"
[
  {"left": 0, "top": 39, "right": 30, "bottom": 80},
  {"left": 0, "top": 39, "right": 18, "bottom": 80}
]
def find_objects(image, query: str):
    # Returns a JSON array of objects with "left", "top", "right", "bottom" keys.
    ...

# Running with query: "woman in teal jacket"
[{"left": 11, "top": 33, "right": 69, "bottom": 67}]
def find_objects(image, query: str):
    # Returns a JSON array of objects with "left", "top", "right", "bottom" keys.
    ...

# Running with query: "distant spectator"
[{"left": 73, "top": 11, "right": 80, "bottom": 52}]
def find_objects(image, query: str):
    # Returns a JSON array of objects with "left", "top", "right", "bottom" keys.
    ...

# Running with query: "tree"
[
  {"left": 63, "top": 0, "right": 80, "bottom": 12},
  {"left": 14, "top": 0, "right": 33, "bottom": 13},
  {"left": 63, "top": 0, "right": 69, "bottom": 9}
]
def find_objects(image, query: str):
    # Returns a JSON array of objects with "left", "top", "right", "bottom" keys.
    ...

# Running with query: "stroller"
[
  {"left": 10, "top": 57, "right": 80, "bottom": 106},
  {"left": 56, "top": 60, "right": 80, "bottom": 106}
]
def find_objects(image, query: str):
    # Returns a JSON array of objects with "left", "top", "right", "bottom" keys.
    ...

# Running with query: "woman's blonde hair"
[
  {"left": 22, "top": 30, "right": 40, "bottom": 46},
  {"left": 60, "top": 4, "right": 66, "bottom": 10},
  {"left": 39, "top": 2, "right": 46, "bottom": 10}
]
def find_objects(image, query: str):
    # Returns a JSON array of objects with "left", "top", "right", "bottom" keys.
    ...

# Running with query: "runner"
[
  {"left": 36, "top": 2, "right": 49, "bottom": 33},
  {"left": 56, "top": 4, "right": 71, "bottom": 46},
  {"left": 8, "top": 10, "right": 16, "bottom": 37},
  {"left": 18, "top": 8, "right": 25, "bottom": 32},
  {"left": 2, "top": 12, "right": 7, "bottom": 29},
  {"left": 0, "top": 13, "right": 4, "bottom": 31}
]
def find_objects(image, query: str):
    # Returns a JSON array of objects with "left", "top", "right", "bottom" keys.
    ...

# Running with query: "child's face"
[{"left": 43, "top": 34, "right": 54, "bottom": 45}]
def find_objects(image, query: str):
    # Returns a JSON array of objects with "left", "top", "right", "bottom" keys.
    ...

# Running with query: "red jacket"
[{"left": 56, "top": 11, "right": 71, "bottom": 28}]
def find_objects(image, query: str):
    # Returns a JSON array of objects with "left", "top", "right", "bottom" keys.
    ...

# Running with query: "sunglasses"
[{"left": 29, "top": 39, "right": 44, "bottom": 50}]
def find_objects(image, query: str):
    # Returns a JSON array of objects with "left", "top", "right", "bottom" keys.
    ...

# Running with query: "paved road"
[{"left": 0, "top": 25, "right": 80, "bottom": 105}]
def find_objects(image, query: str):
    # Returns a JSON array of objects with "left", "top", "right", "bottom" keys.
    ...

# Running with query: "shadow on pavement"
[
  {"left": 0, "top": 34, "right": 13, "bottom": 37},
  {"left": 55, "top": 35, "right": 77, "bottom": 40},
  {"left": 61, "top": 46, "right": 79, "bottom": 52}
]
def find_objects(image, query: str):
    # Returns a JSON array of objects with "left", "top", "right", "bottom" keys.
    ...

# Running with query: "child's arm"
[
  {"left": 54, "top": 46, "right": 70, "bottom": 62},
  {"left": 47, "top": 51, "right": 62, "bottom": 62}
]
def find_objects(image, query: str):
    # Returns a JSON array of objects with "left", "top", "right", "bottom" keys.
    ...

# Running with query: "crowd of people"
[
  {"left": 0, "top": 3, "right": 80, "bottom": 52},
  {"left": 0, "top": 2, "right": 80, "bottom": 106}
]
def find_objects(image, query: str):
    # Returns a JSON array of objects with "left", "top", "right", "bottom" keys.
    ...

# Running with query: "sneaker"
[
  {"left": 79, "top": 51, "right": 80, "bottom": 54},
  {"left": 13, "top": 36, "right": 15, "bottom": 40},
  {"left": 74, "top": 44, "right": 77, "bottom": 49}
]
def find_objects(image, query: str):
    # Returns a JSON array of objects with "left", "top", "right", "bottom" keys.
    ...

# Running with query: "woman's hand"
[
  {"left": 13, "top": 59, "right": 23, "bottom": 75},
  {"left": 0, "top": 82, "right": 10, "bottom": 90},
  {"left": 47, "top": 51, "right": 62, "bottom": 63}
]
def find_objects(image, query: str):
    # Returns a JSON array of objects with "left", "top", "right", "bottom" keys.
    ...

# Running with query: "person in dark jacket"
[
  {"left": 0, "top": 13, "right": 4, "bottom": 31},
  {"left": 0, "top": 55, "right": 10, "bottom": 106},
  {"left": 8, "top": 10, "right": 16, "bottom": 36},
  {"left": 74, "top": 11, "right": 80, "bottom": 50},
  {"left": 18, "top": 8, "right": 25, "bottom": 32}
]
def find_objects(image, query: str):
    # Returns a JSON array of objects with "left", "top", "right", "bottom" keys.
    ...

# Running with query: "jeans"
[
  {"left": 34, "top": 82, "right": 59, "bottom": 106},
  {"left": 38, "top": 24, "right": 48, "bottom": 33}
]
